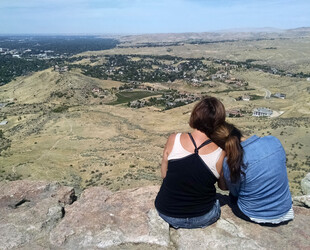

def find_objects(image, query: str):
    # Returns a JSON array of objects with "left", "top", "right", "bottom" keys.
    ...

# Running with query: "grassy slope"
[{"left": 0, "top": 38, "right": 309, "bottom": 195}]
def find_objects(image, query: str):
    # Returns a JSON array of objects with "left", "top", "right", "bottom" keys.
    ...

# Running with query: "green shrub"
[{"left": 52, "top": 105, "right": 69, "bottom": 113}]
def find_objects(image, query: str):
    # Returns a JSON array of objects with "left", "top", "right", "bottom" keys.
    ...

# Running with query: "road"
[{"left": 263, "top": 88, "right": 271, "bottom": 99}]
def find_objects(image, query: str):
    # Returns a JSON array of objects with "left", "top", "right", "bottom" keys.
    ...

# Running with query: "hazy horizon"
[
  {"left": 1, "top": 0, "right": 310, "bottom": 35},
  {"left": 0, "top": 26, "right": 309, "bottom": 37}
]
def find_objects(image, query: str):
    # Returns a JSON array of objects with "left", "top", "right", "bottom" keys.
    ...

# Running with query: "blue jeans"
[{"left": 157, "top": 200, "right": 221, "bottom": 229}]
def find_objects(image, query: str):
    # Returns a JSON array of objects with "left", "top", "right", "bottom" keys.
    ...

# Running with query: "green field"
[{"left": 108, "top": 90, "right": 162, "bottom": 105}]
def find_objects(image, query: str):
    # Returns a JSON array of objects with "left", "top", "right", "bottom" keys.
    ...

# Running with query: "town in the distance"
[{"left": 0, "top": 30, "right": 309, "bottom": 195}]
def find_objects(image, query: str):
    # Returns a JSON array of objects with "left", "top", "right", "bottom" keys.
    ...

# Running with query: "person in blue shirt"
[{"left": 209, "top": 122, "right": 294, "bottom": 225}]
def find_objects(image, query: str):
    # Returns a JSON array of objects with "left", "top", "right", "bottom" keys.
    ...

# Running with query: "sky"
[{"left": 0, "top": 0, "right": 310, "bottom": 34}]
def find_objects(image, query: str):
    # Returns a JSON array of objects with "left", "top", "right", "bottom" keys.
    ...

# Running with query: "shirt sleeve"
[{"left": 223, "top": 158, "right": 241, "bottom": 197}]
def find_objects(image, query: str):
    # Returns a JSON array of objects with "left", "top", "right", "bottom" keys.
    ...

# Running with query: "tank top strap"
[
  {"left": 188, "top": 133, "right": 198, "bottom": 152},
  {"left": 197, "top": 139, "right": 212, "bottom": 150},
  {"left": 188, "top": 133, "right": 212, "bottom": 154}
]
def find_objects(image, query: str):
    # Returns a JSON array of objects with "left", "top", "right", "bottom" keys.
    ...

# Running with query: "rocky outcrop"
[
  {"left": 49, "top": 186, "right": 169, "bottom": 249},
  {"left": 170, "top": 204, "right": 310, "bottom": 250},
  {"left": 293, "top": 195, "right": 310, "bottom": 208},
  {"left": 0, "top": 180, "right": 310, "bottom": 249},
  {"left": 293, "top": 173, "right": 310, "bottom": 208},
  {"left": 301, "top": 173, "right": 310, "bottom": 195},
  {"left": 0, "top": 180, "right": 75, "bottom": 249}
]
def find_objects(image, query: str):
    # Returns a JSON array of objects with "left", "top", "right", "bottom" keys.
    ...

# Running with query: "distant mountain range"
[{"left": 116, "top": 27, "right": 310, "bottom": 44}]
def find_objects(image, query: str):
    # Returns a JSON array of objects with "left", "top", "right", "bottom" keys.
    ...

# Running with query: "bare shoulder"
[
  {"left": 167, "top": 133, "right": 177, "bottom": 142},
  {"left": 216, "top": 150, "right": 226, "bottom": 173},
  {"left": 220, "top": 150, "right": 226, "bottom": 158},
  {"left": 166, "top": 133, "right": 177, "bottom": 147},
  {"left": 163, "top": 133, "right": 176, "bottom": 151}
]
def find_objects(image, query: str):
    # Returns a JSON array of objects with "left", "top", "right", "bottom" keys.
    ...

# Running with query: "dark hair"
[
  {"left": 189, "top": 96, "right": 226, "bottom": 137},
  {"left": 210, "top": 122, "right": 244, "bottom": 183}
]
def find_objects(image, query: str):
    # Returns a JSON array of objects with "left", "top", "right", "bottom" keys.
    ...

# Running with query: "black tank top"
[{"left": 155, "top": 133, "right": 218, "bottom": 218}]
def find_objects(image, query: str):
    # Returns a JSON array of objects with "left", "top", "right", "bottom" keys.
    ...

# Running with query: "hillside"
[{"left": 0, "top": 32, "right": 309, "bottom": 195}]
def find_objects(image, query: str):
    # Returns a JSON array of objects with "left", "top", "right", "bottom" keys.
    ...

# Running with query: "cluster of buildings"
[
  {"left": 226, "top": 109, "right": 243, "bottom": 117},
  {"left": 129, "top": 92, "right": 200, "bottom": 109},
  {"left": 0, "top": 47, "right": 61, "bottom": 60},
  {"left": 54, "top": 65, "right": 68, "bottom": 73},
  {"left": 211, "top": 70, "right": 228, "bottom": 81},
  {"left": 129, "top": 100, "right": 146, "bottom": 108},
  {"left": 226, "top": 107, "right": 274, "bottom": 118},
  {"left": 89, "top": 56, "right": 254, "bottom": 91},
  {"left": 210, "top": 69, "right": 247, "bottom": 88},
  {"left": 91, "top": 87, "right": 109, "bottom": 98},
  {"left": 0, "top": 48, "right": 22, "bottom": 57},
  {"left": 224, "top": 78, "right": 247, "bottom": 87},
  {"left": 188, "top": 78, "right": 204, "bottom": 87},
  {"left": 101, "top": 56, "right": 241, "bottom": 87},
  {"left": 119, "top": 81, "right": 156, "bottom": 91}
]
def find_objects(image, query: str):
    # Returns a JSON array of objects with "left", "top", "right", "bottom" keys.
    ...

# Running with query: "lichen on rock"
[
  {"left": 301, "top": 173, "right": 310, "bottom": 195},
  {"left": 0, "top": 180, "right": 310, "bottom": 249}
]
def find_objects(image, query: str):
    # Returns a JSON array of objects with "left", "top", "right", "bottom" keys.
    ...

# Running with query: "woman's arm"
[
  {"left": 217, "top": 151, "right": 228, "bottom": 190},
  {"left": 161, "top": 133, "right": 176, "bottom": 179},
  {"left": 218, "top": 171, "right": 228, "bottom": 190}
]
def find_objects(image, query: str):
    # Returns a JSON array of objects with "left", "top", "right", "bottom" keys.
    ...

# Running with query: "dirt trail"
[
  {"left": 262, "top": 88, "right": 271, "bottom": 99},
  {"left": 35, "top": 116, "right": 73, "bottom": 161},
  {"left": 10, "top": 116, "right": 73, "bottom": 175}
]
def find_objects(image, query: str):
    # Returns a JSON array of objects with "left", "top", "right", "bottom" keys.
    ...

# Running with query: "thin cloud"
[{"left": 0, "top": 0, "right": 309, "bottom": 34}]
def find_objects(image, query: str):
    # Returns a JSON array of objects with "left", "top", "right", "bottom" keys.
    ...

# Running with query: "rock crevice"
[{"left": 0, "top": 180, "right": 309, "bottom": 249}]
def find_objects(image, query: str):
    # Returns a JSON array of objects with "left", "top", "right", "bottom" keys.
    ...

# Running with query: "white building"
[
  {"left": 274, "top": 93, "right": 286, "bottom": 99},
  {"left": 242, "top": 95, "right": 250, "bottom": 101},
  {"left": 0, "top": 120, "right": 8, "bottom": 125},
  {"left": 252, "top": 107, "right": 273, "bottom": 117}
]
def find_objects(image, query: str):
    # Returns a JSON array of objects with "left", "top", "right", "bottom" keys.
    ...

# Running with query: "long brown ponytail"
[{"left": 210, "top": 122, "right": 244, "bottom": 183}]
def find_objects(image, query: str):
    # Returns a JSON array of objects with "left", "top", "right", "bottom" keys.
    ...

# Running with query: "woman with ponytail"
[{"left": 210, "top": 122, "right": 294, "bottom": 225}]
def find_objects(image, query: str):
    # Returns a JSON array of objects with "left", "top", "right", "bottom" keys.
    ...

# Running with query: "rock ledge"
[{"left": 0, "top": 180, "right": 309, "bottom": 250}]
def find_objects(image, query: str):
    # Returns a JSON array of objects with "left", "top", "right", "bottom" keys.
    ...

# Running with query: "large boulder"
[
  {"left": 0, "top": 180, "right": 75, "bottom": 249},
  {"left": 49, "top": 186, "right": 170, "bottom": 249},
  {"left": 0, "top": 181, "right": 310, "bottom": 249},
  {"left": 301, "top": 173, "right": 310, "bottom": 195},
  {"left": 170, "top": 203, "right": 310, "bottom": 250},
  {"left": 294, "top": 173, "right": 310, "bottom": 209},
  {"left": 293, "top": 195, "right": 310, "bottom": 208}
]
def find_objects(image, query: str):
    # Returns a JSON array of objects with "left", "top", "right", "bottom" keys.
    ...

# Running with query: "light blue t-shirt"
[{"left": 223, "top": 135, "right": 293, "bottom": 220}]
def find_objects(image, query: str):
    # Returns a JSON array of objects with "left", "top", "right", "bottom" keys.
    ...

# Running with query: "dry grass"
[{"left": 1, "top": 37, "right": 309, "bottom": 195}]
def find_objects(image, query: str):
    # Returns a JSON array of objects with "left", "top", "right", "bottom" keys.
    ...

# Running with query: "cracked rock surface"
[
  {"left": 170, "top": 204, "right": 310, "bottom": 250},
  {"left": 0, "top": 180, "right": 75, "bottom": 249},
  {"left": 301, "top": 173, "right": 310, "bottom": 195},
  {"left": 49, "top": 185, "right": 170, "bottom": 249},
  {"left": 0, "top": 180, "right": 309, "bottom": 249}
]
